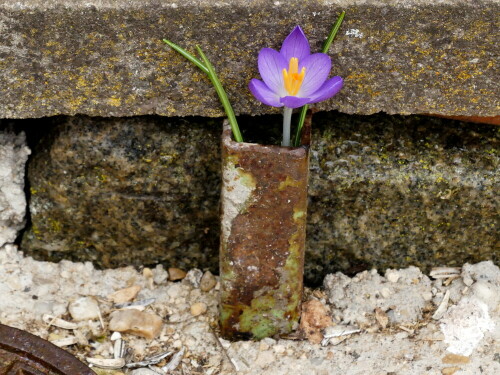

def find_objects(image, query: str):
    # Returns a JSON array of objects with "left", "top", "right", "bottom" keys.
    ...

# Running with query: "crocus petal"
[
  {"left": 258, "top": 48, "right": 288, "bottom": 96},
  {"left": 308, "top": 76, "right": 343, "bottom": 104},
  {"left": 249, "top": 79, "right": 283, "bottom": 107},
  {"left": 298, "top": 53, "right": 332, "bottom": 97},
  {"left": 280, "top": 26, "right": 310, "bottom": 62},
  {"left": 280, "top": 96, "right": 311, "bottom": 109}
]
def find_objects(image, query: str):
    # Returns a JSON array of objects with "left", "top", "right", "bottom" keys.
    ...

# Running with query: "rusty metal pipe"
[{"left": 219, "top": 116, "right": 311, "bottom": 340}]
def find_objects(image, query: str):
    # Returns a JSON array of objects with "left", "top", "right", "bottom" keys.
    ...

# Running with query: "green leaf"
[
  {"left": 195, "top": 45, "right": 243, "bottom": 142},
  {"left": 162, "top": 39, "right": 209, "bottom": 74},
  {"left": 321, "top": 10, "right": 346, "bottom": 53}
]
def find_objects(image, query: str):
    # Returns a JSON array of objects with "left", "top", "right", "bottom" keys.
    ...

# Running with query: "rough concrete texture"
[
  {"left": 21, "top": 113, "right": 498, "bottom": 283},
  {"left": 0, "top": 129, "right": 30, "bottom": 247},
  {"left": 0, "top": 0, "right": 498, "bottom": 119},
  {"left": 1, "top": 245, "right": 499, "bottom": 374}
]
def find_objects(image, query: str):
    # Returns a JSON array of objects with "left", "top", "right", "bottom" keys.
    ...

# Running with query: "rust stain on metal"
[
  {"left": 219, "top": 115, "right": 311, "bottom": 340},
  {"left": 0, "top": 324, "right": 96, "bottom": 375}
]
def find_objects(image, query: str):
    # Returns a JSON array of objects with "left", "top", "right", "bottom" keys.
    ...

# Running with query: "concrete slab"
[{"left": 0, "top": 0, "right": 498, "bottom": 119}]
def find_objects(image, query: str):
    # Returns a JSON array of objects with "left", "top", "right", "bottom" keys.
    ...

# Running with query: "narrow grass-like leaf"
[
  {"left": 321, "top": 11, "right": 346, "bottom": 54},
  {"left": 293, "top": 11, "right": 346, "bottom": 147},
  {"left": 293, "top": 105, "right": 308, "bottom": 146},
  {"left": 196, "top": 45, "right": 243, "bottom": 143},
  {"left": 162, "top": 39, "right": 209, "bottom": 74}
]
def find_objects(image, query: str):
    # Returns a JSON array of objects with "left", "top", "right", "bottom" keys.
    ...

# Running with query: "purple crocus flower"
[{"left": 249, "top": 26, "right": 343, "bottom": 109}]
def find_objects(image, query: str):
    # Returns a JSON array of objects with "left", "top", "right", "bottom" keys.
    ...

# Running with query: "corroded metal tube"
[{"left": 219, "top": 118, "right": 310, "bottom": 340}]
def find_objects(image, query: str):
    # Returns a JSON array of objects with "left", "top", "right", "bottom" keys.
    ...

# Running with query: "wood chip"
[
  {"left": 125, "top": 350, "right": 174, "bottom": 369},
  {"left": 321, "top": 325, "right": 361, "bottom": 346},
  {"left": 398, "top": 325, "right": 415, "bottom": 334},
  {"left": 375, "top": 307, "right": 389, "bottom": 329},
  {"left": 161, "top": 347, "right": 185, "bottom": 372},
  {"left": 86, "top": 357, "right": 126, "bottom": 369},
  {"left": 432, "top": 290, "right": 450, "bottom": 320},
  {"left": 42, "top": 314, "right": 78, "bottom": 330},
  {"left": 50, "top": 336, "right": 78, "bottom": 347},
  {"left": 430, "top": 267, "right": 461, "bottom": 279},
  {"left": 113, "top": 338, "right": 125, "bottom": 359},
  {"left": 443, "top": 275, "right": 460, "bottom": 286}
]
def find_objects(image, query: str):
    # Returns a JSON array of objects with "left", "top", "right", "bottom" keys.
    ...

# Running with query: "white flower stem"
[{"left": 282, "top": 106, "right": 293, "bottom": 147}]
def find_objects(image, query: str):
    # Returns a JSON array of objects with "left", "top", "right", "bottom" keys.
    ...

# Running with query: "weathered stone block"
[
  {"left": 21, "top": 114, "right": 498, "bottom": 283},
  {"left": 0, "top": 0, "right": 498, "bottom": 119},
  {"left": 307, "top": 112, "right": 498, "bottom": 282},
  {"left": 23, "top": 116, "right": 221, "bottom": 270}
]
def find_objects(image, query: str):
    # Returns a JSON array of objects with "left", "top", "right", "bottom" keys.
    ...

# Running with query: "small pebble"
[
  {"left": 200, "top": 271, "right": 217, "bottom": 292},
  {"left": 380, "top": 287, "right": 392, "bottom": 298},
  {"left": 153, "top": 264, "right": 169, "bottom": 285},
  {"left": 273, "top": 344, "right": 285, "bottom": 354},
  {"left": 143, "top": 268, "right": 154, "bottom": 289},
  {"left": 422, "top": 291, "right": 433, "bottom": 301},
  {"left": 386, "top": 270, "right": 400, "bottom": 283},
  {"left": 462, "top": 273, "right": 474, "bottom": 287},
  {"left": 185, "top": 269, "right": 203, "bottom": 287},
  {"left": 471, "top": 281, "right": 499, "bottom": 310},
  {"left": 259, "top": 342, "right": 269, "bottom": 351},
  {"left": 172, "top": 339, "right": 183, "bottom": 348},
  {"left": 108, "top": 310, "right": 163, "bottom": 339},
  {"left": 190, "top": 302, "right": 207, "bottom": 316},
  {"left": 108, "top": 285, "right": 141, "bottom": 304},
  {"left": 168, "top": 268, "right": 187, "bottom": 281},
  {"left": 441, "top": 367, "right": 460, "bottom": 375},
  {"left": 143, "top": 267, "right": 153, "bottom": 279},
  {"left": 442, "top": 353, "right": 470, "bottom": 364},
  {"left": 68, "top": 296, "right": 100, "bottom": 321}
]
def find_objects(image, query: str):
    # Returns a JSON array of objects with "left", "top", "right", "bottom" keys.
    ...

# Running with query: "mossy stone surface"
[
  {"left": 0, "top": 0, "right": 498, "bottom": 118},
  {"left": 23, "top": 116, "right": 222, "bottom": 271},
  {"left": 21, "top": 113, "right": 498, "bottom": 283},
  {"left": 307, "top": 112, "right": 498, "bottom": 283}
]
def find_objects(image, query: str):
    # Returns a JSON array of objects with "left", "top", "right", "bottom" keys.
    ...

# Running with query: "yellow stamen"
[{"left": 282, "top": 57, "right": 306, "bottom": 96}]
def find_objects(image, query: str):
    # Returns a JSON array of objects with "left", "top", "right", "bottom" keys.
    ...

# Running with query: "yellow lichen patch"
[
  {"left": 107, "top": 97, "right": 121, "bottom": 107},
  {"left": 32, "top": 224, "right": 41, "bottom": 237},
  {"left": 457, "top": 71, "right": 472, "bottom": 80},
  {"left": 48, "top": 218, "right": 62, "bottom": 233}
]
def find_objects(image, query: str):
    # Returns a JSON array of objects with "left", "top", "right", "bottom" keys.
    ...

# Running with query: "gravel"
[{"left": 1, "top": 244, "right": 498, "bottom": 375}]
